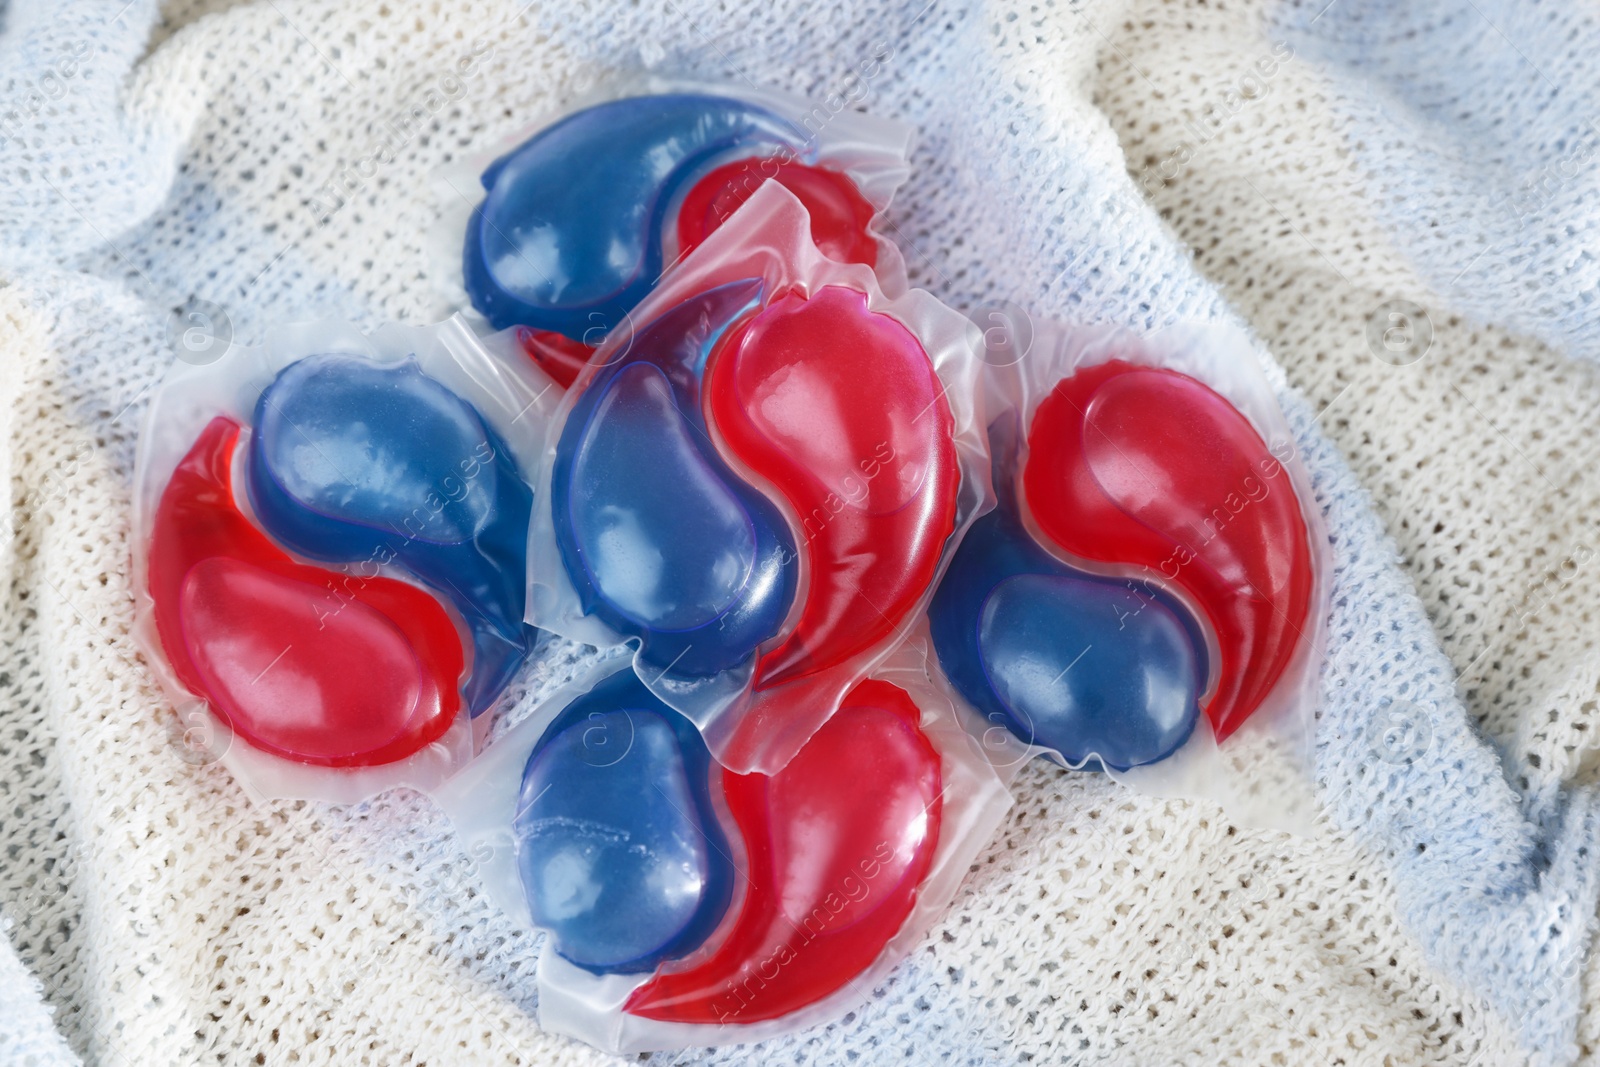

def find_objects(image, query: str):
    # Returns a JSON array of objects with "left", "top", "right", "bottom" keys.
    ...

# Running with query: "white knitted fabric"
[{"left": 2, "top": 0, "right": 1598, "bottom": 1064}]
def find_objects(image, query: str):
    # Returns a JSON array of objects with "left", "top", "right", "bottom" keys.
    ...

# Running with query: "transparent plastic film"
[
  {"left": 926, "top": 319, "right": 1331, "bottom": 832},
  {"left": 525, "top": 181, "right": 992, "bottom": 775},
  {"left": 434, "top": 649, "right": 1009, "bottom": 1053},
  {"left": 130, "top": 317, "right": 559, "bottom": 803},
  {"left": 426, "top": 76, "right": 915, "bottom": 388}
]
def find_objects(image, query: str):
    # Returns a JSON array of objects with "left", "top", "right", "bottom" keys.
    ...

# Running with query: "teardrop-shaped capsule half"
[
  {"left": 704, "top": 285, "right": 959, "bottom": 691},
  {"left": 513, "top": 669, "right": 734, "bottom": 974},
  {"left": 551, "top": 280, "right": 797, "bottom": 678}
]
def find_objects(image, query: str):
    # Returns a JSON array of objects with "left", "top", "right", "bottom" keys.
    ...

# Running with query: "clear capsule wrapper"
[
  {"left": 436, "top": 649, "right": 1010, "bottom": 1053},
  {"left": 525, "top": 180, "right": 993, "bottom": 774},
  {"left": 925, "top": 317, "right": 1332, "bottom": 829},
  {"left": 427, "top": 76, "right": 915, "bottom": 388},
  {"left": 130, "top": 317, "right": 559, "bottom": 803}
]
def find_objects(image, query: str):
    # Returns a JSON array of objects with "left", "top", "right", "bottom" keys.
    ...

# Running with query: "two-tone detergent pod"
[
  {"left": 430, "top": 78, "right": 913, "bottom": 388},
  {"left": 927, "top": 320, "right": 1330, "bottom": 820},
  {"left": 436, "top": 649, "right": 1009, "bottom": 1053},
  {"left": 131, "top": 317, "right": 561, "bottom": 802},
  {"left": 524, "top": 180, "right": 992, "bottom": 774}
]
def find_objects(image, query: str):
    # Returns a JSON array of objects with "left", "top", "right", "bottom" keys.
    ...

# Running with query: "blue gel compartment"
[
  {"left": 246, "top": 355, "right": 537, "bottom": 713},
  {"left": 928, "top": 417, "right": 1205, "bottom": 771},
  {"left": 513, "top": 668, "right": 735, "bottom": 974},
  {"left": 463, "top": 92, "right": 810, "bottom": 339},
  {"left": 550, "top": 280, "right": 798, "bottom": 678}
]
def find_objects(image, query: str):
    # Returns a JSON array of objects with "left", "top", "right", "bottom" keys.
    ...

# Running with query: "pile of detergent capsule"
[{"left": 134, "top": 84, "right": 1324, "bottom": 1050}]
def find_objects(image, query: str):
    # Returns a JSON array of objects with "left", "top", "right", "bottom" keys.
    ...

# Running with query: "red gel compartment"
[
  {"left": 147, "top": 417, "right": 466, "bottom": 766},
  {"left": 1023, "top": 360, "right": 1314, "bottom": 741},
  {"left": 678, "top": 157, "right": 879, "bottom": 268},
  {"left": 626, "top": 679, "right": 942, "bottom": 1024},
  {"left": 706, "top": 285, "right": 960, "bottom": 690},
  {"left": 516, "top": 326, "right": 592, "bottom": 389}
]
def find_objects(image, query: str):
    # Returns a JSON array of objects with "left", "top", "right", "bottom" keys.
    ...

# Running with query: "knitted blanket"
[{"left": 2, "top": 1, "right": 1597, "bottom": 1064}]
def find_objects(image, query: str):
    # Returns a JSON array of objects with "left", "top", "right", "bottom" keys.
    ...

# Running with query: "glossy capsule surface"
[
  {"left": 706, "top": 285, "right": 959, "bottom": 689},
  {"left": 514, "top": 669, "right": 733, "bottom": 974},
  {"left": 247, "top": 355, "right": 536, "bottom": 714},
  {"left": 551, "top": 280, "right": 797, "bottom": 678},
  {"left": 149, "top": 417, "right": 466, "bottom": 766},
  {"left": 553, "top": 280, "right": 958, "bottom": 690},
  {"left": 1024, "top": 361, "right": 1314, "bottom": 740},
  {"left": 626, "top": 679, "right": 941, "bottom": 1023},
  {"left": 464, "top": 93, "right": 807, "bottom": 339},
  {"left": 470, "top": 93, "right": 890, "bottom": 386},
  {"left": 929, "top": 415, "right": 1205, "bottom": 770}
]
